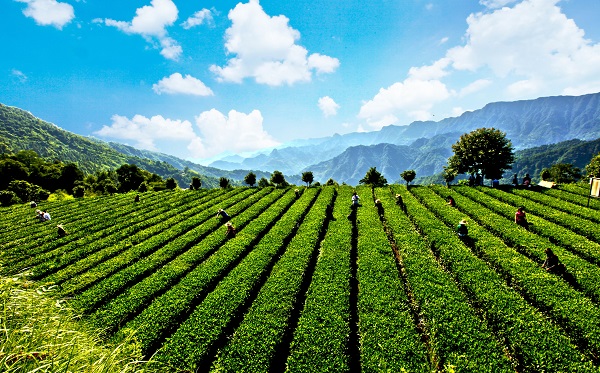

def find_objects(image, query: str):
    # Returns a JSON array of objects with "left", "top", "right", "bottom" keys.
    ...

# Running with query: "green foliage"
[
  {"left": 270, "top": 170, "right": 287, "bottom": 187},
  {"left": 301, "top": 171, "right": 314, "bottom": 186},
  {"left": 73, "top": 185, "right": 85, "bottom": 198},
  {"left": 244, "top": 172, "right": 256, "bottom": 187},
  {"left": 359, "top": 167, "right": 387, "bottom": 188},
  {"left": 447, "top": 127, "right": 514, "bottom": 180},
  {"left": 3, "top": 185, "right": 600, "bottom": 371},
  {"left": 7, "top": 180, "right": 49, "bottom": 202},
  {"left": 116, "top": 164, "right": 149, "bottom": 192},
  {"left": 191, "top": 176, "right": 202, "bottom": 190},
  {"left": 0, "top": 190, "right": 20, "bottom": 206},
  {"left": 540, "top": 168, "right": 551, "bottom": 181},
  {"left": 0, "top": 276, "right": 165, "bottom": 373},
  {"left": 165, "top": 177, "right": 178, "bottom": 190},
  {"left": 219, "top": 176, "right": 231, "bottom": 189},
  {"left": 400, "top": 169, "right": 416, "bottom": 187},
  {"left": 586, "top": 153, "right": 600, "bottom": 177},
  {"left": 545, "top": 163, "right": 581, "bottom": 184},
  {"left": 325, "top": 178, "right": 337, "bottom": 186},
  {"left": 257, "top": 177, "right": 270, "bottom": 188}
]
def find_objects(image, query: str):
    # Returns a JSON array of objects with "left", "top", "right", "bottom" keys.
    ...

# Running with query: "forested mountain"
[
  {"left": 0, "top": 104, "right": 268, "bottom": 187},
  {"left": 211, "top": 92, "right": 600, "bottom": 179}
]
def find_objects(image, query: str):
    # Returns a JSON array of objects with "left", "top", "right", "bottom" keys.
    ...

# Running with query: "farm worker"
[
  {"left": 295, "top": 189, "right": 300, "bottom": 199},
  {"left": 542, "top": 248, "right": 565, "bottom": 274},
  {"left": 456, "top": 219, "right": 468, "bottom": 238},
  {"left": 492, "top": 179, "right": 500, "bottom": 188},
  {"left": 512, "top": 174, "right": 518, "bottom": 186},
  {"left": 35, "top": 209, "right": 44, "bottom": 221},
  {"left": 351, "top": 192, "right": 360, "bottom": 208},
  {"left": 475, "top": 174, "right": 482, "bottom": 186},
  {"left": 30, "top": 201, "right": 37, "bottom": 208},
  {"left": 134, "top": 194, "right": 140, "bottom": 202},
  {"left": 216, "top": 208, "right": 230, "bottom": 222},
  {"left": 468, "top": 174, "right": 475, "bottom": 187},
  {"left": 40, "top": 211, "right": 51, "bottom": 222},
  {"left": 447, "top": 196, "right": 456, "bottom": 207},
  {"left": 522, "top": 174, "right": 531, "bottom": 187},
  {"left": 225, "top": 222, "right": 236, "bottom": 238},
  {"left": 515, "top": 207, "right": 528, "bottom": 229},
  {"left": 57, "top": 224, "right": 67, "bottom": 237},
  {"left": 374, "top": 199, "right": 384, "bottom": 216}
]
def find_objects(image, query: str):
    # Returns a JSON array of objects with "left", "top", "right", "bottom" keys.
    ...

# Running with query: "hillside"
[
  {"left": 2, "top": 184, "right": 600, "bottom": 371},
  {"left": 0, "top": 103, "right": 269, "bottom": 187}
]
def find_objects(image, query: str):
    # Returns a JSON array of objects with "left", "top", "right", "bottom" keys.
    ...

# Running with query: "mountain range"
[
  {"left": 1, "top": 92, "right": 599, "bottom": 186},
  {"left": 211, "top": 92, "right": 600, "bottom": 184}
]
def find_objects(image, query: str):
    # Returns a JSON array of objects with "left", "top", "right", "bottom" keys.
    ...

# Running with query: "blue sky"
[{"left": 2, "top": 0, "right": 600, "bottom": 164}]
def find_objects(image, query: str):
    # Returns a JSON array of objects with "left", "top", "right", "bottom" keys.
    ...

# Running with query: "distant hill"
[
  {"left": 211, "top": 92, "right": 600, "bottom": 180},
  {"left": 0, "top": 104, "right": 269, "bottom": 187}
]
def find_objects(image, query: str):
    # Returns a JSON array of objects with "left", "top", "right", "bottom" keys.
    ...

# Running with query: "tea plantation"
[{"left": 2, "top": 184, "right": 600, "bottom": 372}]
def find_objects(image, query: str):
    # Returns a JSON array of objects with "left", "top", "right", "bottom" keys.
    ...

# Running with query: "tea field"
[{"left": 2, "top": 183, "right": 600, "bottom": 372}]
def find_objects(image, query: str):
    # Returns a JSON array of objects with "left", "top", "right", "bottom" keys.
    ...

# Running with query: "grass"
[{"left": 0, "top": 274, "right": 168, "bottom": 373}]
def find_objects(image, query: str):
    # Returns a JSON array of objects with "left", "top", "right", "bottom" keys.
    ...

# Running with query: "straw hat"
[{"left": 459, "top": 219, "right": 468, "bottom": 225}]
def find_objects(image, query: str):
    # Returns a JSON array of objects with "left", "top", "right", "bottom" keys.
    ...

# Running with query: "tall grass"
[{"left": 0, "top": 274, "right": 168, "bottom": 373}]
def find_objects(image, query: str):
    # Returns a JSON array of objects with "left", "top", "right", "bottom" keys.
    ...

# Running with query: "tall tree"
[
  {"left": 447, "top": 128, "right": 514, "bottom": 181},
  {"left": 244, "top": 172, "right": 257, "bottom": 187},
  {"left": 301, "top": 171, "right": 314, "bottom": 187},
  {"left": 400, "top": 170, "right": 416, "bottom": 188},
  {"left": 257, "top": 177, "right": 270, "bottom": 188},
  {"left": 191, "top": 176, "right": 202, "bottom": 190},
  {"left": 359, "top": 167, "right": 387, "bottom": 189},
  {"left": 116, "top": 164, "right": 147, "bottom": 192},
  {"left": 270, "top": 170, "right": 286, "bottom": 188},
  {"left": 585, "top": 153, "right": 600, "bottom": 178},
  {"left": 219, "top": 177, "right": 231, "bottom": 189},
  {"left": 166, "top": 177, "right": 178, "bottom": 190},
  {"left": 547, "top": 163, "right": 581, "bottom": 184}
]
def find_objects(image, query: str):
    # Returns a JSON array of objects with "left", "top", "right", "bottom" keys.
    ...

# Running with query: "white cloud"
[
  {"left": 104, "top": 0, "right": 181, "bottom": 60},
  {"left": 361, "top": 0, "right": 600, "bottom": 130},
  {"left": 94, "top": 109, "right": 279, "bottom": 159},
  {"left": 358, "top": 79, "right": 452, "bottom": 129},
  {"left": 94, "top": 114, "right": 197, "bottom": 151},
  {"left": 318, "top": 96, "right": 340, "bottom": 117},
  {"left": 152, "top": 73, "right": 214, "bottom": 96},
  {"left": 459, "top": 78, "right": 492, "bottom": 96},
  {"left": 189, "top": 109, "right": 279, "bottom": 158},
  {"left": 181, "top": 8, "right": 214, "bottom": 29},
  {"left": 16, "top": 0, "right": 74, "bottom": 29},
  {"left": 210, "top": 0, "right": 339, "bottom": 86},
  {"left": 446, "top": 0, "right": 600, "bottom": 98},
  {"left": 11, "top": 69, "right": 28, "bottom": 82}
]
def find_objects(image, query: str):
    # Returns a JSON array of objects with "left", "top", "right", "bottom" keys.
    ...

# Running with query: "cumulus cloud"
[
  {"left": 181, "top": 8, "right": 214, "bottom": 29},
  {"left": 152, "top": 73, "right": 214, "bottom": 96},
  {"left": 318, "top": 96, "right": 340, "bottom": 117},
  {"left": 189, "top": 109, "right": 279, "bottom": 158},
  {"left": 104, "top": 0, "right": 181, "bottom": 60},
  {"left": 210, "top": 0, "right": 339, "bottom": 86},
  {"left": 16, "top": 0, "right": 74, "bottom": 29},
  {"left": 94, "top": 114, "right": 197, "bottom": 151},
  {"left": 359, "top": 0, "right": 600, "bottom": 128},
  {"left": 95, "top": 109, "right": 279, "bottom": 160},
  {"left": 358, "top": 79, "right": 452, "bottom": 129},
  {"left": 447, "top": 0, "right": 600, "bottom": 98}
]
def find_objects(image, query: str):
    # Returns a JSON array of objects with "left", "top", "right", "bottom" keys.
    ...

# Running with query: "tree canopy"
[
  {"left": 270, "top": 170, "right": 287, "bottom": 187},
  {"left": 400, "top": 170, "right": 416, "bottom": 187},
  {"left": 585, "top": 153, "right": 600, "bottom": 178},
  {"left": 359, "top": 167, "right": 387, "bottom": 188},
  {"left": 447, "top": 128, "right": 515, "bottom": 180},
  {"left": 244, "top": 172, "right": 256, "bottom": 187},
  {"left": 301, "top": 171, "right": 314, "bottom": 187}
]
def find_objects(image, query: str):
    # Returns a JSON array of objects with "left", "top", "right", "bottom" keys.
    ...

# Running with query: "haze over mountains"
[
  {"left": 210, "top": 92, "right": 600, "bottom": 184},
  {"left": 1, "top": 92, "right": 600, "bottom": 185}
]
